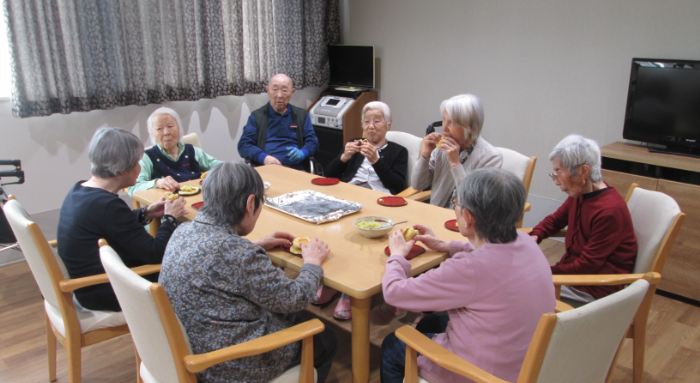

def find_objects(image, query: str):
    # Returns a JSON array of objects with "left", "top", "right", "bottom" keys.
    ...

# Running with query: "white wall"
[
  {"left": 345, "top": 0, "right": 700, "bottom": 201},
  {"left": 0, "top": 89, "right": 321, "bottom": 214}
]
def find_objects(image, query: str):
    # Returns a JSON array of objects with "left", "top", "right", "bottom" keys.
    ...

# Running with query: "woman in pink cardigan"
[{"left": 380, "top": 168, "right": 556, "bottom": 383}]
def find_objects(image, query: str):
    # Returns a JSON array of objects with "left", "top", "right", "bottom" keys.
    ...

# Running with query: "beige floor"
[{"left": 1, "top": 239, "right": 699, "bottom": 382}]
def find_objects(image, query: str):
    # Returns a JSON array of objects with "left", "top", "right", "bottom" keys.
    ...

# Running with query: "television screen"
[
  {"left": 623, "top": 58, "right": 700, "bottom": 153},
  {"left": 328, "top": 45, "right": 374, "bottom": 89}
]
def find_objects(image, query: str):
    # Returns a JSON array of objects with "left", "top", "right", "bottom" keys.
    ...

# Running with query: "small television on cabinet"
[
  {"left": 327, "top": 45, "right": 374, "bottom": 91},
  {"left": 623, "top": 58, "right": 700, "bottom": 156}
]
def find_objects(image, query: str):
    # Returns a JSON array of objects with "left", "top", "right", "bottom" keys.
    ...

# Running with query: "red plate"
[
  {"left": 384, "top": 245, "right": 426, "bottom": 260},
  {"left": 377, "top": 196, "right": 407, "bottom": 207},
  {"left": 311, "top": 177, "right": 340, "bottom": 185},
  {"left": 192, "top": 201, "right": 204, "bottom": 210},
  {"left": 445, "top": 219, "right": 459, "bottom": 232},
  {"left": 199, "top": 179, "right": 203, "bottom": 185}
]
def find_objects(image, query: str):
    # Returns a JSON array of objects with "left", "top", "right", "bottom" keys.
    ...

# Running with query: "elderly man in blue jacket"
[{"left": 238, "top": 73, "right": 320, "bottom": 170}]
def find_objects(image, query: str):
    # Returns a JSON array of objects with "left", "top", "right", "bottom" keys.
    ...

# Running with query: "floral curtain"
[{"left": 3, "top": 0, "right": 340, "bottom": 118}]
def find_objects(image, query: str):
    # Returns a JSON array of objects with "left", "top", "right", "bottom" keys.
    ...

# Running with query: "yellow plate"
[{"left": 178, "top": 186, "right": 200, "bottom": 196}]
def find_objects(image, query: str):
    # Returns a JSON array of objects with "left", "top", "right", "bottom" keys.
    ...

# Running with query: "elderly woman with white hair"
[
  {"left": 412, "top": 94, "right": 503, "bottom": 209},
  {"left": 530, "top": 134, "right": 637, "bottom": 307},
  {"left": 57, "top": 127, "right": 187, "bottom": 312},
  {"left": 128, "top": 107, "right": 222, "bottom": 196},
  {"left": 159, "top": 162, "right": 336, "bottom": 383},
  {"left": 321, "top": 101, "right": 408, "bottom": 321}
]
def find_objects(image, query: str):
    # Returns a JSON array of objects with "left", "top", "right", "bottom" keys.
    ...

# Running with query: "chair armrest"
[
  {"left": 555, "top": 300, "right": 574, "bottom": 313},
  {"left": 395, "top": 326, "right": 509, "bottom": 383},
  {"left": 523, "top": 202, "right": 531, "bottom": 213},
  {"left": 59, "top": 264, "right": 162, "bottom": 292},
  {"left": 48, "top": 240, "right": 58, "bottom": 248},
  {"left": 397, "top": 187, "right": 420, "bottom": 198},
  {"left": 183, "top": 318, "right": 325, "bottom": 373},
  {"left": 552, "top": 273, "right": 650, "bottom": 287},
  {"left": 407, "top": 190, "right": 431, "bottom": 202}
]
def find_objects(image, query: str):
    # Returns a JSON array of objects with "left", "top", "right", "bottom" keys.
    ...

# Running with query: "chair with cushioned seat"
[
  {"left": 99, "top": 242, "right": 323, "bottom": 383},
  {"left": 386, "top": 131, "right": 424, "bottom": 198},
  {"left": 2, "top": 196, "right": 159, "bottom": 383},
  {"left": 551, "top": 183, "right": 685, "bottom": 383},
  {"left": 397, "top": 274, "right": 657, "bottom": 383}
]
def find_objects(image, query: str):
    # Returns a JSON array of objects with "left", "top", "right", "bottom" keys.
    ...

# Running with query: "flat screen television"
[
  {"left": 623, "top": 58, "right": 700, "bottom": 156},
  {"left": 328, "top": 45, "right": 374, "bottom": 90}
]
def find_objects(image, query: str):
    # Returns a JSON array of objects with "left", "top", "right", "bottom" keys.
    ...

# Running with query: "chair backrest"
[
  {"left": 624, "top": 184, "right": 684, "bottom": 274},
  {"left": 496, "top": 147, "right": 536, "bottom": 195},
  {"left": 528, "top": 279, "right": 649, "bottom": 383},
  {"left": 145, "top": 132, "right": 202, "bottom": 151},
  {"left": 180, "top": 132, "right": 202, "bottom": 149},
  {"left": 100, "top": 245, "right": 193, "bottom": 383},
  {"left": 3, "top": 199, "right": 66, "bottom": 309},
  {"left": 386, "top": 131, "right": 423, "bottom": 188}
]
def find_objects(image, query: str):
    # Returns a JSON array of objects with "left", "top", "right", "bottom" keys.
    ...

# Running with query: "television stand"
[
  {"left": 601, "top": 141, "right": 700, "bottom": 302},
  {"left": 648, "top": 146, "right": 700, "bottom": 160}
]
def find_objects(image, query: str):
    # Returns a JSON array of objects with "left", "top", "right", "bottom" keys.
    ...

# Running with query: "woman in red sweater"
[{"left": 530, "top": 134, "right": 637, "bottom": 307}]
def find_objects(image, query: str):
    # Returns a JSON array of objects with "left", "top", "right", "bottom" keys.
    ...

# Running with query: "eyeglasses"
[
  {"left": 451, "top": 196, "right": 460, "bottom": 208},
  {"left": 549, "top": 165, "right": 582, "bottom": 181}
]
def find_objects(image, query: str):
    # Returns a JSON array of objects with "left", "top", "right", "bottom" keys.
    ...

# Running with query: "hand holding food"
[
  {"left": 389, "top": 228, "right": 415, "bottom": 258},
  {"left": 436, "top": 136, "right": 445, "bottom": 148},
  {"left": 422, "top": 132, "right": 444, "bottom": 158},
  {"left": 253, "top": 231, "right": 295, "bottom": 251},
  {"left": 412, "top": 224, "right": 450, "bottom": 253},
  {"left": 164, "top": 191, "right": 180, "bottom": 202},
  {"left": 300, "top": 237, "right": 330, "bottom": 266},
  {"left": 340, "top": 139, "right": 363, "bottom": 162},
  {"left": 163, "top": 197, "right": 187, "bottom": 219},
  {"left": 289, "top": 236, "right": 310, "bottom": 255},
  {"left": 360, "top": 143, "right": 379, "bottom": 164},
  {"left": 403, "top": 227, "right": 419, "bottom": 241}
]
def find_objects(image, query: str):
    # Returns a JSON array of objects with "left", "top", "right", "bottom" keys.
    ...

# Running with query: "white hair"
[
  {"left": 89, "top": 127, "right": 143, "bottom": 178},
  {"left": 440, "top": 94, "right": 484, "bottom": 141},
  {"left": 549, "top": 134, "right": 603, "bottom": 182},
  {"left": 146, "top": 107, "right": 183, "bottom": 142},
  {"left": 361, "top": 101, "right": 392, "bottom": 125}
]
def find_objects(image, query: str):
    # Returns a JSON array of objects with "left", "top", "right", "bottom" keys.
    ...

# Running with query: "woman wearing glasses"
[
  {"left": 529, "top": 134, "right": 637, "bottom": 307},
  {"left": 379, "top": 168, "right": 555, "bottom": 383}
]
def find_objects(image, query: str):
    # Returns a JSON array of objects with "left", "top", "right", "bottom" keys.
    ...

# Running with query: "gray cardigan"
[
  {"left": 159, "top": 212, "right": 323, "bottom": 383},
  {"left": 412, "top": 136, "right": 503, "bottom": 208}
]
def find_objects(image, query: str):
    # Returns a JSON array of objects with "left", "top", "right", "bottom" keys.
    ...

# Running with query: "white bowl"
[{"left": 353, "top": 216, "right": 395, "bottom": 238}]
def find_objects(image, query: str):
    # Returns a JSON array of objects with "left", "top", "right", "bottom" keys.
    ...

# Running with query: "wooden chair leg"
[
  {"left": 46, "top": 315, "right": 57, "bottom": 382},
  {"left": 134, "top": 342, "right": 143, "bottom": 383},
  {"left": 300, "top": 336, "right": 315, "bottom": 383},
  {"left": 632, "top": 323, "right": 646, "bottom": 383},
  {"left": 405, "top": 345, "right": 419, "bottom": 383},
  {"left": 66, "top": 337, "right": 82, "bottom": 383}
]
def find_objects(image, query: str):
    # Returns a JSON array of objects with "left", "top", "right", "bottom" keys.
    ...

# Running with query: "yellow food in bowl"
[{"left": 357, "top": 221, "right": 381, "bottom": 229}]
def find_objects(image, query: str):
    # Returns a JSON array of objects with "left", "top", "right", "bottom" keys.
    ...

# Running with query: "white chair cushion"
[
  {"left": 44, "top": 297, "right": 126, "bottom": 338},
  {"left": 386, "top": 131, "right": 423, "bottom": 188},
  {"left": 497, "top": 147, "right": 530, "bottom": 181},
  {"left": 140, "top": 363, "right": 161, "bottom": 383}
]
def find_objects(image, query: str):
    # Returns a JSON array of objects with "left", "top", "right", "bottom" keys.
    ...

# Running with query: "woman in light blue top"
[{"left": 128, "top": 107, "right": 222, "bottom": 196}]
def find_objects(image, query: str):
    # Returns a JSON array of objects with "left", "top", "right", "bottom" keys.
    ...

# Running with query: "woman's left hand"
[
  {"left": 360, "top": 143, "right": 379, "bottom": 164},
  {"left": 255, "top": 231, "right": 295, "bottom": 251},
  {"left": 389, "top": 228, "right": 415, "bottom": 258},
  {"left": 144, "top": 198, "right": 166, "bottom": 221},
  {"left": 440, "top": 137, "right": 461, "bottom": 168}
]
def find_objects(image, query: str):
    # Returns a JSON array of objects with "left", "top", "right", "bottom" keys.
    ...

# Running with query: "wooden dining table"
[{"left": 133, "top": 165, "right": 467, "bottom": 383}]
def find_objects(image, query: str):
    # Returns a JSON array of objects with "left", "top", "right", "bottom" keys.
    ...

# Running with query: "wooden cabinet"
[{"left": 601, "top": 142, "right": 700, "bottom": 301}]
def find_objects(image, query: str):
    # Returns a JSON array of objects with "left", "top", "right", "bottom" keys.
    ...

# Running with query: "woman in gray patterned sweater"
[{"left": 159, "top": 161, "right": 336, "bottom": 383}]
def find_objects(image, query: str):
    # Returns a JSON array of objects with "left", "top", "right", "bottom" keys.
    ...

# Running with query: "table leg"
[
  {"left": 148, "top": 217, "right": 161, "bottom": 238},
  {"left": 350, "top": 296, "right": 371, "bottom": 383}
]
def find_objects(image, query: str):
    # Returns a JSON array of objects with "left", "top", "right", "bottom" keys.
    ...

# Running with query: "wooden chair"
[
  {"left": 397, "top": 274, "right": 658, "bottom": 383},
  {"left": 551, "top": 183, "right": 685, "bottom": 383},
  {"left": 1, "top": 196, "right": 159, "bottom": 383},
  {"left": 99, "top": 241, "right": 323, "bottom": 383},
  {"left": 496, "top": 147, "right": 536, "bottom": 228}
]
